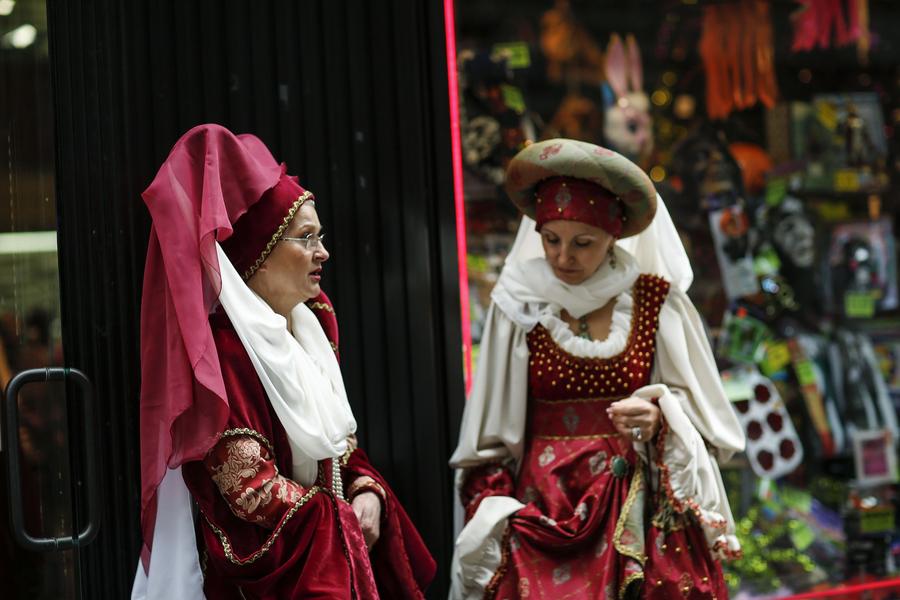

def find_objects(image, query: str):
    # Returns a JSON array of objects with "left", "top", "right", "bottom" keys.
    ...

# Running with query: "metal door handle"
[{"left": 4, "top": 368, "right": 101, "bottom": 551}]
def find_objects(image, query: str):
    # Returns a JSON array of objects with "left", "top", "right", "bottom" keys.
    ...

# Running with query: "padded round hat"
[{"left": 504, "top": 138, "right": 657, "bottom": 238}]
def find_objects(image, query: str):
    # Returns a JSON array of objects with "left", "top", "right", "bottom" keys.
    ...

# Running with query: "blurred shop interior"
[
  {"left": 0, "top": 0, "right": 75, "bottom": 597},
  {"left": 452, "top": 0, "right": 900, "bottom": 597}
]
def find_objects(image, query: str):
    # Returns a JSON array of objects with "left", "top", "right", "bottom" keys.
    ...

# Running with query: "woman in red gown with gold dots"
[{"left": 449, "top": 139, "right": 745, "bottom": 600}]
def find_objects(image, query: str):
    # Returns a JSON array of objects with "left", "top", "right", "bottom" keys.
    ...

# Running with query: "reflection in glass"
[{"left": 0, "top": 0, "right": 78, "bottom": 597}]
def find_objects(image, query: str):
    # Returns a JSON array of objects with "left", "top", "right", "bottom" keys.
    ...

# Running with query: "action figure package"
[
  {"left": 824, "top": 218, "right": 898, "bottom": 317},
  {"left": 709, "top": 204, "right": 760, "bottom": 300},
  {"left": 790, "top": 92, "right": 888, "bottom": 193}
]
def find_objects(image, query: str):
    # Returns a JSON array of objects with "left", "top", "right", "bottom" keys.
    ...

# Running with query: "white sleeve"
[
  {"left": 652, "top": 286, "right": 745, "bottom": 458},
  {"left": 448, "top": 303, "right": 529, "bottom": 599},
  {"left": 449, "top": 302, "right": 530, "bottom": 469},
  {"left": 629, "top": 286, "right": 745, "bottom": 560}
]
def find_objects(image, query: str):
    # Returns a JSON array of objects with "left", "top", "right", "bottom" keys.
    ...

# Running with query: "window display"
[{"left": 452, "top": 0, "right": 900, "bottom": 596}]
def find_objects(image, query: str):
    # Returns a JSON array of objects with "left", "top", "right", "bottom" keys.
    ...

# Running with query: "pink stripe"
[
  {"left": 782, "top": 577, "right": 900, "bottom": 599},
  {"left": 443, "top": 0, "right": 473, "bottom": 395}
]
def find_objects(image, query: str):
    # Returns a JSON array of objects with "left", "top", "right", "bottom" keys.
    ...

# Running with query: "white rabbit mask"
[{"left": 602, "top": 33, "right": 653, "bottom": 164}]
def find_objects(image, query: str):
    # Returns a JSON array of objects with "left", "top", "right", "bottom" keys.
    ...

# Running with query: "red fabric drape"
[{"left": 139, "top": 124, "right": 281, "bottom": 565}]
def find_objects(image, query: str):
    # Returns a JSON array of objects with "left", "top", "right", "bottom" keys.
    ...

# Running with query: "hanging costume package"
[
  {"left": 709, "top": 204, "right": 760, "bottom": 300},
  {"left": 826, "top": 218, "right": 898, "bottom": 317}
]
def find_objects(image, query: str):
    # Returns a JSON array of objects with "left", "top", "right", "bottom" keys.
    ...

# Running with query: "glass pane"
[{"left": 0, "top": 0, "right": 79, "bottom": 597}]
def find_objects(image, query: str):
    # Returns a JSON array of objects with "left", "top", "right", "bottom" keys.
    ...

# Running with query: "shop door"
[{"left": 1, "top": 0, "right": 98, "bottom": 598}]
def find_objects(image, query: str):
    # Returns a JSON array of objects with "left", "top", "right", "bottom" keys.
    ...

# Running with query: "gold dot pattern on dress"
[{"left": 525, "top": 274, "right": 670, "bottom": 407}]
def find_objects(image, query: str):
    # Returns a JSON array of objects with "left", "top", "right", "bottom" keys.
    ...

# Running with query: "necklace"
[{"left": 577, "top": 315, "right": 592, "bottom": 340}]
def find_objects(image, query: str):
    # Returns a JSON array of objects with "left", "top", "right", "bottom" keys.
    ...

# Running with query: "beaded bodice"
[{"left": 526, "top": 274, "right": 671, "bottom": 403}]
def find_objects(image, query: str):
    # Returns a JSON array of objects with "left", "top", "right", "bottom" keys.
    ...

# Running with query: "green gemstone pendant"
[
  {"left": 612, "top": 456, "right": 628, "bottom": 478},
  {"left": 578, "top": 316, "right": 592, "bottom": 340}
]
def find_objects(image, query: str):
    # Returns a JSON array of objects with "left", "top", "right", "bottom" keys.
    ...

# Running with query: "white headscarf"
[
  {"left": 491, "top": 193, "right": 692, "bottom": 326},
  {"left": 215, "top": 243, "right": 356, "bottom": 485}
]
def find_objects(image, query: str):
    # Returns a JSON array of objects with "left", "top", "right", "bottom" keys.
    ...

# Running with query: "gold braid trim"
[
  {"left": 243, "top": 190, "right": 314, "bottom": 280},
  {"left": 613, "top": 466, "right": 646, "bottom": 566},
  {"left": 339, "top": 434, "right": 358, "bottom": 466},
  {"left": 307, "top": 301, "right": 335, "bottom": 313},
  {"left": 204, "top": 485, "right": 322, "bottom": 565},
  {"left": 534, "top": 432, "right": 620, "bottom": 440},
  {"left": 324, "top": 490, "right": 357, "bottom": 588},
  {"left": 483, "top": 527, "right": 512, "bottom": 599},
  {"left": 534, "top": 396, "right": 623, "bottom": 404},
  {"left": 220, "top": 428, "right": 275, "bottom": 455},
  {"left": 619, "top": 572, "right": 645, "bottom": 600}
]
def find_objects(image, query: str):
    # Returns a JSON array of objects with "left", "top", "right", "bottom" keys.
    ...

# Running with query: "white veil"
[{"left": 504, "top": 193, "right": 693, "bottom": 292}]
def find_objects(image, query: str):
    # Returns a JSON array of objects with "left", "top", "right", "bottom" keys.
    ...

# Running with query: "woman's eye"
[
  {"left": 574, "top": 239, "right": 592, "bottom": 248},
  {"left": 544, "top": 236, "right": 560, "bottom": 245}
]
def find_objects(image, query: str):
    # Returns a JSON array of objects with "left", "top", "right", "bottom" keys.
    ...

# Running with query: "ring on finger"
[{"left": 631, "top": 426, "right": 642, "bottom": 441}]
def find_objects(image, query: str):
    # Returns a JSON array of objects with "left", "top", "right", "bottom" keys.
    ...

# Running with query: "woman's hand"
[
  {"left": 606, "top": 396, "right": 661, "bottom": 442},
  {"left": 351, "top": 491, "right": 382, "bottom": 550}
]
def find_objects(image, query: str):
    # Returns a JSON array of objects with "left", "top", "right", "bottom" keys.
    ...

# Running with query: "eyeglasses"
[{"left": 281, "top": 232, "right": 326, "bottom": 251}]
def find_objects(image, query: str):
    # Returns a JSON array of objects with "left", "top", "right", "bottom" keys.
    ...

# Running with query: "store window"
[
  {"left": 1, "top": 1, "right": 78, "bottom": 598},
  {"left": 451, "top": 0, "right": 899, "bottom": 596}
]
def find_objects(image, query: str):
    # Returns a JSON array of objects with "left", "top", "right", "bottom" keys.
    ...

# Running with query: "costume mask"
[
  {"left": 601, "top": 33, "right": 653, "bottom": 163},
  {"left": 773, "top": 213, "right": 816, "bottom": 268},
  {"left": 672, "top": 127, "right": 743, "bottom": 207}
]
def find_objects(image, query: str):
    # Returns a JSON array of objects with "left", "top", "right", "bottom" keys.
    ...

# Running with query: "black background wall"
[{"left": 47, "top": 0, "right": 464, "bottom": 597}]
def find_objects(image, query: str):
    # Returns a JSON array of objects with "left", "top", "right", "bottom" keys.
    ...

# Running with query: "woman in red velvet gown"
[
  {"left": 133, "top": 124, "right": 434, "bottom": 599},
  {"left": 449, "top": 139, "right": 745, "bottom": 600}
]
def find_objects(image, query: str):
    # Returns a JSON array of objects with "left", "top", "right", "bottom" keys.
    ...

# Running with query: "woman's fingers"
[
  {"left": 607, "top": 397, "right": 650, "bottom": 415},
  {"left": 607, "top": 397, "right": 661, "bottom": 439},
  {"left": 351, "top": 492, "right": 382, "bottom": 550}
]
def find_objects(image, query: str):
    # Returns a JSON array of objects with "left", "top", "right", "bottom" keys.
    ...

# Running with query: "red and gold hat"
[
  {"left": 504, "top": 138, "right": 657, "bottom": 238},
  {"left": 221, "top": 170, "right": 314, "bottom": 280},
  {"left": 534, "top": 176, "right": 625, "bottom": 236}
]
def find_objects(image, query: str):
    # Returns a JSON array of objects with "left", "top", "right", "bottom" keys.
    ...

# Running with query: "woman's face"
[
  {"left": 540, "top": 219, "right": 614, "bottom": 285},
  {"left": 250, "top": 203, "right": 329, "bottom": 311}
]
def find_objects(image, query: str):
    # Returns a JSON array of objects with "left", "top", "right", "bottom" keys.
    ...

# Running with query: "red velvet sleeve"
[
  {"left": 459, "top": 462, "right": 516, "bottom": 523},
  {"left": 204, "top": 432, "right": 307, "bottom": 529}
]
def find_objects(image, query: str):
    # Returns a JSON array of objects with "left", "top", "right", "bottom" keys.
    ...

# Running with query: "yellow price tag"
[
  {"left": 760, "top": 341, "right": 791, "bottom": 375},
  {"left": 794, "top": 361, "right": 817, "bottom": 387},
  {"left": 491, "top": 42, "right": 531, "bottom": 69},
  {"left": 844, "top": 291, "right": 876, "bottom": 318},
  {"left": 765, "top": 178, "right": 787, "bottom": 206},
  {"left": 815, "top": 100, "right": 839, "bottom": 130},
  {"left": 815, "top": 201, "right": 851, "bottom": 222},
  {"left": 500, "top": 85, "right": 525, "bottom": 114},
  {"left": 861, "top": 509, "right": 895, "bottom": 534},
  {"left": 834, "top": 169, "right": 861, "bottom": 192}
]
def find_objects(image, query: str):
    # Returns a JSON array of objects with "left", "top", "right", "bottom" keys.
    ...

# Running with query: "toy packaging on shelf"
[
  {"left": 825, "top": 218, "right": 899, "bottom": 317},
  {"left": 790, "top": 92, "right": 889, "bottom": 193},
  {"left": 723, "top": 365, "right": 804, "bottom": 479}
]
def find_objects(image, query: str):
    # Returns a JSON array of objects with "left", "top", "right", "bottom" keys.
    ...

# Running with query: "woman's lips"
[{"left": 310, "top": 268, "right": 322, "bottom": 282}]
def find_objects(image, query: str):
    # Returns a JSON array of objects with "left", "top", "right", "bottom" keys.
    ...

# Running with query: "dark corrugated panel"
[{"left": 47, "top": 0, "right": 462, "bottom": 597}]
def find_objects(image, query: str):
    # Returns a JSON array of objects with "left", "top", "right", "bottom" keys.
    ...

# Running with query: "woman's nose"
[{"left": 315, "top": 241, "right": 330, "bottom": 262}]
